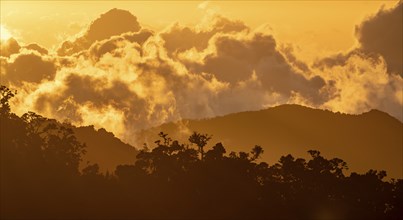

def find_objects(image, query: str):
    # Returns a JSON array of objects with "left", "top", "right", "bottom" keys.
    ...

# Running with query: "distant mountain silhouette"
[
  {"left": 136, "top": 104, "right": 403, "bottom": 179},
  {"left": 71, "top": 125, "right": 138, "bottom": 173}
]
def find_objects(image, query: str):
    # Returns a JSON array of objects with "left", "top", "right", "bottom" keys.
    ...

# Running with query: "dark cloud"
[
  {"left": 279, "top": 45, "right": 310, "bottom": 73},
  {"left": 88, "top": 29, "right": 153, "bottom": 62},
  {"left": 57, "top": 8, "right": 142, "bottom": 56},
  {"left": 310, "top": 2, "right": 402, "bottom": 121},
  {"left": 62, "top": 74, "right": 138, "bottom": 108},
  {"left": 313, "top": 50, "right": 382, "bottom": 71},
  {"left": 123, "top": 29, "right": 153, "bottom": 43},
  {"left": 85, "top": 8, "right": 141, "bottom": 42},
  {"left": 185, "top": 33, "right": 329, "bottom": 104},
  {"left": 161, "top": 16, "right": 329, "bottom": 105},
  {"left": 1, "top": 39, "right": 55, "bottom": 85},
  {"left": 202, "top": 34, "right": 278, "bottom": 83},
  {"left": 25, "top": 43, "right": 48, "bottom": 55},
  {"left": 161, "top": 15, "right": 249, "bottom": 56},
  {"left": 1, "top": 52, "right": 56, "bottom": 85},
  {"left": 356, "top": 2, "right": 402, "bottom": 75},
  {"left": 315, "top": 2, "right": 402, "bottom": 76}
]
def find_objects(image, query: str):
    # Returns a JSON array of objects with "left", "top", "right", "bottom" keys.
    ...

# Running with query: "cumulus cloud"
[
  {"left": 1, "top": 52, "right": 56, "bottom": 85},
  {"left": 315, "top": 52, "right": 402, "bottom": 119},
  {"left": 182, "top": 32, "right": 329, "bottom": 104},
  {"left": 2, "top": 5, "right": 402, "bottom": 146},
  {"left": 87, "top": 29, "right": 153, "bottom": 62},
  {"left": 315, "top": 2, "right": 402, "bottom": 76},
  {"left": 311, "top": 2, "right": 402, "bottom": 120},
  {"left": 1, "top": 38, "right": 53, "bottom": 85},
  {"left": 356, "top": 2, "right": 402, "bottom": 76},
  {"left": 160, "top": 15, "right": 249, "bottom": 57},
  {"left": 57, "top": 8, "right": 142, "bottom": 56}
]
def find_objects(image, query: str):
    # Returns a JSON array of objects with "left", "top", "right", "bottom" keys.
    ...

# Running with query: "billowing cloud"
[
  {"left": 315, "top": 52, "right": 402, "bottom": 120},
  {"left": 311, "top": 2, "right": 402, "bottom": 120},
  {"left": 2, "top": 5, "right": 402, "bottom": 147},
  {"left": 315, "top": 2, "right": 402, "bottom": 76},
  {"left": 87, "top": 29, "right": 153, "bottom": 62},
  {"left": 181, "top": 33, "right": 329, "bottom": 104},
  {"left": 57, "top": 8, "right": 142, "bottom": 56},
  {"left": 161, "top": 15, "right": 249, "bottom": 56},
  {"left": 1, "top": 39, "right": 54, "bottom": 85},
  {"left": 1, "top": 52, "right": 56, "bottom": 85},
  {"left": 356, "top": 2, "right": 402, "bottom": 76}
]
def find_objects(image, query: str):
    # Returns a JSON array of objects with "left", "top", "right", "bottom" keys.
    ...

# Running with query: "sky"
[
  {"left": 0, "top": 1, "right": 402, "bottom": 145},
  {"left": 0, "top": 1, "right": 398, "bottom": 62}
]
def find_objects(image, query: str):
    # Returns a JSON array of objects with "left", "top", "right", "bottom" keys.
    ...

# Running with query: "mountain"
[
  {"left": 136, "top": 104, "right": 403, "bottom": 179},
  {"left": 72, "top": 125, "right": 138, "bottom": 173}
]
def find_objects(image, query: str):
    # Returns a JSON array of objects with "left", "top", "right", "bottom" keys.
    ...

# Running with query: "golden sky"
[{"left": 0, "top": 1, "right": 397, "bottom": 62}]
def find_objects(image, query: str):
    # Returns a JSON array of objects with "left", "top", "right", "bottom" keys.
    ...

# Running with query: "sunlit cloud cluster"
[{"left": 1, "top": 3, "right": 401, "bottom": 145}]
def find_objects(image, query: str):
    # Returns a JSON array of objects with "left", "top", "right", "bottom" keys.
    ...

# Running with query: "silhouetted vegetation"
[{"left": 1, "top": 85, "right": 402, "bottom": 219}]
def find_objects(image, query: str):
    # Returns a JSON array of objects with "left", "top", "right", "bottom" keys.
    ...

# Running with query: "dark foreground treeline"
[{"left": 1, "top": 85, "right": 402, "bottom": 220}]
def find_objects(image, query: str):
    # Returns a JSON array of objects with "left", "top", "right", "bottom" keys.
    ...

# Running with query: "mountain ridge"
[
  {"left": 135, "top": 104, "right": 403, "bottom": 179},
  {"left": 70, "top": 125, "right": 138, "bottom": 173}
]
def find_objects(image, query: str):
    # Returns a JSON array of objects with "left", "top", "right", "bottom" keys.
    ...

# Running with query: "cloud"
[
  {"left": 311, "top": 2, "right": 403, "bottom": 120},
  {"left": 57, "top": 8, "right": 142, "bottom": 56},
  {"left": 1, "top": 39, "right": 53, "bottom": 85},
  {"left": 0, "top": 38, "right": 21, "bottom": 57},
  {"left": 314, "top": 52, "right": 403, "bottom": 120},
  {"left": 160, "top": 15, "right": 249, "bottom": 57},
  {"left": 181, "top": 31, "right": 330, "bottom": 105},
  {"left": 315, "top": 2, "right": 402, "bottom": 76},
  {"left": 25, "top": 43, "right": 48, "bottom": 55},
  {"left": 1, "top": 51, "right": 56, "bottom": 85},
  {"left": 3, "top": 6, "right": 402, "bottom": 147},
  {"left": 356, "top": 2, "right": 402, "bottom": 75},
  {"left": 87, "top": 29, "right": 153, "bottom": 62}
]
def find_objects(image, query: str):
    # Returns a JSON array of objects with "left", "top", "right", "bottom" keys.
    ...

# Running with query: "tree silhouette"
[
  {"left": 188, "top": 131, "right": 212, "bottom": 160},
  {"left": 250, "top": 145, "right": 263, "bottom": 161},
  {"left": 21, "top": 111, "right": 86, "bottom": 175},
  {"left": 0, "top": 85, "right": 15, "bottom": 116},
  {"left": 205, "top": 142, "right": 226, "bottom": 160}
]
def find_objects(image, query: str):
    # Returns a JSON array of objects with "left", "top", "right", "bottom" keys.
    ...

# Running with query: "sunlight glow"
[{"left": 1, "top": 24, "right": 12, "bottom": 40}]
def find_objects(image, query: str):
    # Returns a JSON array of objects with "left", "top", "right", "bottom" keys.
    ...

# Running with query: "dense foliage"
[{"left": 1, "top": 85, "right": 402, "bottom": 219}]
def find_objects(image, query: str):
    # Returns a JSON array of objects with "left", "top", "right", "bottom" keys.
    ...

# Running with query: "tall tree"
[{"left": 188, "top": 132, "right": 212, "bottom": 160}]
